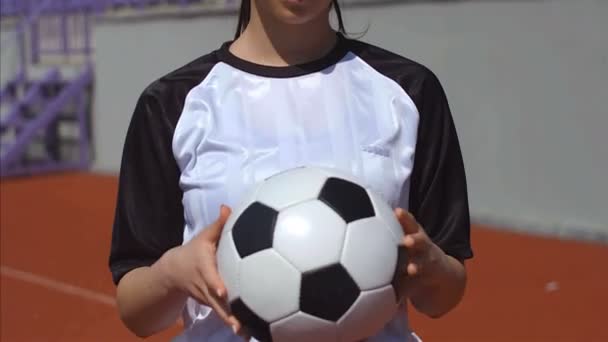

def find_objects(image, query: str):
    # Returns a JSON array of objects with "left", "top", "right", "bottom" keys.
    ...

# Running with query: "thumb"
[{"left": 200, "top": 205, "right": 232, "bottom": 242}]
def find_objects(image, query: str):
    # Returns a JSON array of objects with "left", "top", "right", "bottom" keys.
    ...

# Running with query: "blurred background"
[{"left": 0, "top": 0, "right": 606, "bottom": 341}]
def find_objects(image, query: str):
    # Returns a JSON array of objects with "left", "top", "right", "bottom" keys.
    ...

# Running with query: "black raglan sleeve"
[
  {"left": 409, "top": 70, "right": 473, "bottom": 261},
  {"left": 108, "top": 88, "right": 185, "bottom": 285}
]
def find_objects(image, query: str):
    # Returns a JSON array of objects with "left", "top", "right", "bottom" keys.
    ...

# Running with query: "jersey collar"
[{"left": 217, "top": 33, "right": 350, "bottom": 78}]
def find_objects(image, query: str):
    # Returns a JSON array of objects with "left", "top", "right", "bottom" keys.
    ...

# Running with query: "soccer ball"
[{"left": 217, "top": 166, "right": 407, "bottom": 342}]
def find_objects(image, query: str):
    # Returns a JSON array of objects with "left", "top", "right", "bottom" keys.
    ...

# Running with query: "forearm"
[
  {"left": 409, "top": 252, "right": 467, "bottom": 318},
  {"left": 116, "top": 253, "right": 188, "bottom": 338}
]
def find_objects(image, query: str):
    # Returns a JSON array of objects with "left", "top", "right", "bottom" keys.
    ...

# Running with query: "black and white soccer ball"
[{"left": 217, "top": 166, "right": 407, "bottom": 342}]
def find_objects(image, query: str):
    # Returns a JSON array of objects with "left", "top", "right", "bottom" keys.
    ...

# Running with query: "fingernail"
[
  {"left": 232, "top": 325, "right": 238, "bottom": 334},
  {"left": 216, "top": 288, "right": 223, "bottom": 298}
]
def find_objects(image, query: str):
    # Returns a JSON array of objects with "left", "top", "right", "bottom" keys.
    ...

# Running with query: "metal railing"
[
  {"left": 0, "top": 65, "right": 94, "bottom": 177},
  {"left": 30, "top": 10, "right": 93, "bottom": 64},
  {"left": 0, "top": 0, "right": 54, "bottom": 109},
  {"left": 0, "top": 0, "right": 95, "bottom": 177},
  {"left": 1, "top": 0, "right": 211, "bottom": 17},
  {"left": 0, "top": 68, "right": 60, "bottom": 130},
  {"left": 1, "top": 0, "right": 89, "bottom": 103}
]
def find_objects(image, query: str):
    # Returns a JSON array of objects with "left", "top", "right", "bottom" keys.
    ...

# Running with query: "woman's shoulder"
[
  {"left": 344, "top": 36, "right": 446, "bottom": 105},
  {"left": 139, "top": 49, "right": 223, "bottom": 102},
  {"left": 130, "top": 49, "right": 222, "bottom": 122},
  {"left": 345, "top": 37, "right": 437, "bottom": 80}
]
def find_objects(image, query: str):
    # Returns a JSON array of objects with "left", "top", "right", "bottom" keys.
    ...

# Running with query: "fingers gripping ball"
[{"left": 216, "top": 166, "right": 407, "bottom": 342}]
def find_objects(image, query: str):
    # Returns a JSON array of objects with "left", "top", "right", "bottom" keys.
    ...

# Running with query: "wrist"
[
  {"left": 153, "top": 247, "right": 184, "bottom": 295},
  {"left": 420, "top": 245, "right": 451, "bottom": 288}
]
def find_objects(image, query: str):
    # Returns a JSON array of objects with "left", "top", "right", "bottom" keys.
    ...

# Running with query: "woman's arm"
[
  {"left": 110, "top": 89, "right": 243, "bottom": 338},
  {"left": 395, "top": 209, "right": 467, "bottom": 318},
  {"left": 399, "top": 69, "right": 473, "bottom": 317},
  {"left": 115, "top": 206, "right": 242, "bottom": 338},
  {"left": 116, "top": 261, "right": 188, "bottom": 338},
  {"left": 408, "top": 253, "right": 466, "bottom": 318}
]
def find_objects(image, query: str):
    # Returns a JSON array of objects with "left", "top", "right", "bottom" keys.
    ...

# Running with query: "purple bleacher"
[
  {"left": 0, "top": 72, "right": 25, "bottom": 105},
  {"left": 29, "top": 10, "right": 93, "bottom": 64},
  {"left": 0, "top": 0, "right": 23, "bottom": 17},
  {"left": 0, "top": 0, "right": 223, "bottom": 178},
  {"left": 1, "top": 0, "right": 211, "bottom": 17},
  {"left": 0, "top": 68, "right": 60, "bottom": 129},
  {"left": 0, "top": 65, "right": 94, "bottom": 177},
  {"left": 1, "top": 0, "right": 95, "bottom": 177}
]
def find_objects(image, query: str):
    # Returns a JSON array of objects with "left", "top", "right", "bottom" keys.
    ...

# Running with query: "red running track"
[{"left": 1, "top": 173, "right": 606, "bottom": 341}]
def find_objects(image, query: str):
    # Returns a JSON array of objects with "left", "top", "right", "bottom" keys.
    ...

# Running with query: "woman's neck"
[{"left": 230, "top": 8, "right": 337, "bottom": 67}]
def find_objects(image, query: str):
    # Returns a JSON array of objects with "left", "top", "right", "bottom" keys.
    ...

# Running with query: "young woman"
[{"left": 109, "top": 0, "right": 473, "bottom": 341}]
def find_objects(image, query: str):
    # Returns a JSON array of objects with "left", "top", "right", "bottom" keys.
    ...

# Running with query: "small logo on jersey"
[{"left": 362, "top": 145, "right": 391, "bottom": 158}]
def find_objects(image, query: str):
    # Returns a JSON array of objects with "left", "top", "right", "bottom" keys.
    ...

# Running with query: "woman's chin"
[{"left": 275, "top": 0, "right": 329, "bottom": 24}]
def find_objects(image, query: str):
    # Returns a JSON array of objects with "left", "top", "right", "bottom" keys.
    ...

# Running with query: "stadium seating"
[{"left": 0, "top": 0, "right": 218, "bottom": 177}]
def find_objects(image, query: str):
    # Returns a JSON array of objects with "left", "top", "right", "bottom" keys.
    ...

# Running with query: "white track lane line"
[{"left": 0, "top": 265, "right": 116, "bottom": 307}]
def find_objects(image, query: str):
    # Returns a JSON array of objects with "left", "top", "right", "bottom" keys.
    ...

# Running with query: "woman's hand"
[
  {"left": 393, "top": 208, "right": 467, "bottom": 318},
  {"left": 394, "top": 208, "right": 447, "bottom": 288},
  {"left": 156, "top": 205, "right": 247, "bottom": 337}
]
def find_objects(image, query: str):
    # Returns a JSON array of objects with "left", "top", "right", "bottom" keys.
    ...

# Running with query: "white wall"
[{"left": 92, "top": 0, "right": 608, "bottom": 238}]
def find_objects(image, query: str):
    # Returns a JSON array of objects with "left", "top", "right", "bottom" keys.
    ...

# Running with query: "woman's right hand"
[{"left": 156, "top": 205, "right": 246, "bottom": 337}]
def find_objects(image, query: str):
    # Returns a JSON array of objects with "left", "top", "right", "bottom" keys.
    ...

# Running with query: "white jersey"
[{"left": 110, "top": 33, "right": 472, "bottom": 342}]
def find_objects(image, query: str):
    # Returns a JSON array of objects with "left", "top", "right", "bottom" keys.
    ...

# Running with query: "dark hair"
[{"left": 234, "top": 0, "right": 346, "bottom": 39}]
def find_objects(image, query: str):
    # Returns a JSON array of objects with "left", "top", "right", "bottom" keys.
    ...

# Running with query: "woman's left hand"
[
  {"left": 391, "top": 208, "right": 468, "bottom": 318},
  {"left": 394, "top": 208, "right": 448, "bottom": 297}
]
